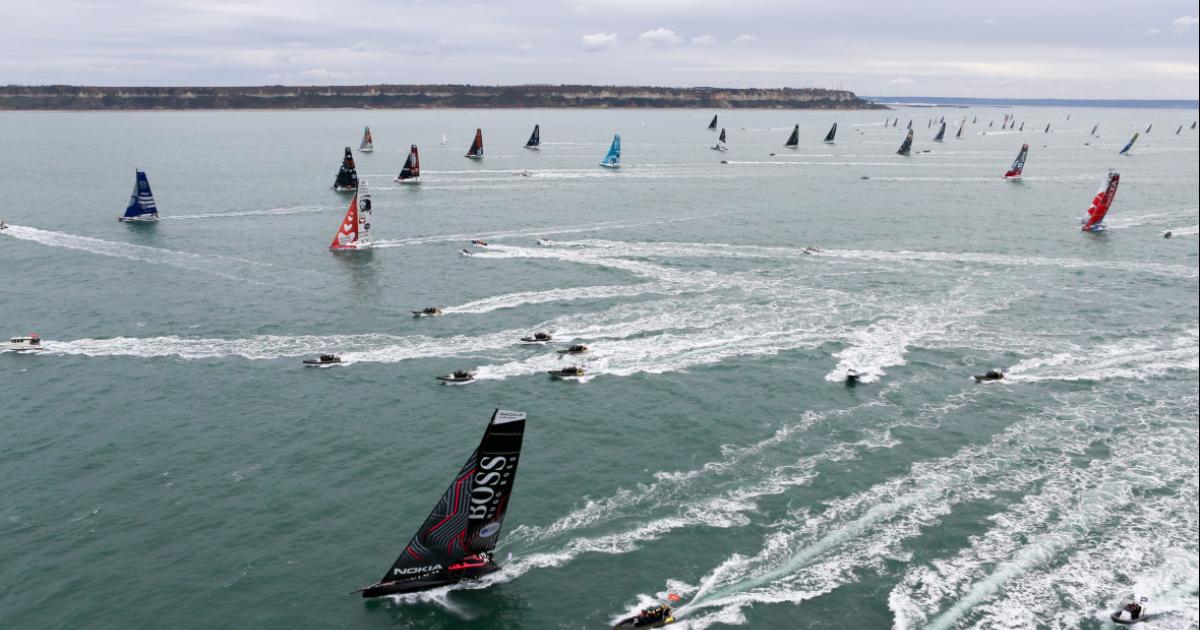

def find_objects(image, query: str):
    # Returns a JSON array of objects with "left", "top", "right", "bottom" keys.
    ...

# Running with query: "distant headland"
[{"left": 0, "top": 84, "right": 882, "bottom": 111}]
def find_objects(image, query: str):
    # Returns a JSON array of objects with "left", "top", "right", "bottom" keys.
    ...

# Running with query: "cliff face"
[{"left": 0, "top": 84, "right": 882, "bottom": 110}]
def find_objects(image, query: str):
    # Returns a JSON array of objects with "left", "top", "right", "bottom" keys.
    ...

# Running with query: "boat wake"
[{"left": 163, "top": 205, "right": 326, "bottom": 220}]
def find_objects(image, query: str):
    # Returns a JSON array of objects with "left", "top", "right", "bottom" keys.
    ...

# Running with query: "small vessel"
[
  {"left": 524, "top": 124, "right": 541, "bottom": 150},
  {"left": 470, "top": 239, "right": 488, "bottom": 247},
  {"left": 933, "top": 121, "right": 947, "bottom": 142},
  {"left": 329, "top": 180, "right": 372, "bottom": 251},
  {"left": 1163, "top": 230, "right": 1173, "bottom": 238},
  {"left": 412, "top": 307, "right": 443, "bottom": 317},
  {"left": 0, "top": 220, "right": 8, "bottom": 230},
  {"left": 359, "top": 126, "right": 374, "bottom": 152},
  {"left": 1004, "top": 144, "right": 1029, "bottom": 178},
  {"left": 547, "top": 366, "right": 586, "bottom": 379},
  {"left": 1111, "top": 597, "right": 1148, "bottom": 625},
  {"left": 436, "top": 370, "right": 476, "bottom": 383},
  {"left": 906, "top": 119, "right": 912, "bottom": 129},
  {"left": 1090, "top": 123, "right": 1100, "bottom": 136},
  {"left": 893, "top": 118, "right": 898, "bottom": 127},
  {"left": 1044, "top": 123, "right": 1051, "bottom": 133},
  {"left": 1081, "top": 170, "right": 1119, "bottom": 232},
  {"left": 440, "top": 132, "right": 448, "bottom": 145},
  {"left": 303, "top": 354, "right": 342, "bottom": 367},
  {"left": 707, "top": 114, "right": 718, "bottom": 130},
  {"left": 118, "top": 170, "right": 160, "bottom": 222},
  {"left": 711, "top": 128, "right": 728, "bottom": 152},
  {"left": 557, "top": 344, "right": 588, "bottom": 354},
  {"left": 395, "top": 144, "right": 421, "bottom": 183},
  {"left": 465, "top": 128, "right": 484, "bottom": 159},
  {"left": 1119, "top": 132, "right": 1139, "bottom": 155},
  {"left": 973, "top": 369, "right": 1005, "bottom": 382},
  {"left": 784, "top": 124, "right": 800, "bottom": 147},
  {"left": 355, "top": 409, "right": 526, "bottom": 597},
  {"left": 613, "top": 605, "right": 675, "bottom": 629},
  {"left": 897, "top": 129, "right": 914, "bottom": 156},
  {"left": 6, "top": 334, "right": 44, "bottom": 352},
  {"left": 1176, "top": 124, "right": 1183, "bottom": 135},
  {"left": 972, "top": 116, "right": 977, "bottom": 124},
  {"left": 460, "top": 248, "right": 473, "bottom": 256},
  {"left": 599, "top": 134, "right": 621, "bottom": 168},
  {"left": 520, "top": 332, "right": 553, "bottom": 343},
  {"left": 956, "top": 119, "right": 966, "bottom": 139},
  {"left": 823, "top": 122, "right": 837, "bottom": 144},
  {"left": 845, "top": 368, "right": 862, "bottom": 385},
  {"left": 1144, "top": 123, "right": 1152, "bottom": 134},
  {"left": 332, "top": 147, "right": 358, "bottom": 191},
  {"left": 1019, "top": 121, "right": 1025, "bottom": 131}
]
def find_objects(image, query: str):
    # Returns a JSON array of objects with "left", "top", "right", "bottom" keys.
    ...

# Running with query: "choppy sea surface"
[{"left": 1, "top": 107, "right": 1197, "bottom": 629}]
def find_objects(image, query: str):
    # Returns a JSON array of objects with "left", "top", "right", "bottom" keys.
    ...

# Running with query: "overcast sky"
[{"left": 2, "top": 1, "right": 1197, "bottom": 98}]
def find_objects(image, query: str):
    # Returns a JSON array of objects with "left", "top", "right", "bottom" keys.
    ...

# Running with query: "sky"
[{"left": 1, "top": 0, "right": 1197, "bottom": 99}]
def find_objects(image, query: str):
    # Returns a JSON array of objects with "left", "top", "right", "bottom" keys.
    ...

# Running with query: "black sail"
[
  {"left": 823, "top": 122, "right": 837, "bottom": 143},
  {"left": 708, "top": 114, "right": 718, "bottom": 130},
  {"left": 525, "top": 124, "right": 540, "bottom": 148},
  {"left": 897, "top": 129, "right": 913, "bottom": 156},
  {"left": 466, "top": 128, "right": 484, "bottom": 157},
  {"left": 361, "top": 409, "right": 527, "bottom": 597},
  {"left": 718, "top": 128, "right": 726, "bottom": 143},
  {"left": 933, "top": 122, "right": 946, "bottom": 142},
  {"left": 333, "top": 147, "right": 358, "bottom": 190},
  {"left": 398, "top": 145, "right": 420, "bottom": 180},
  {"left": 785, "top": 124, "right": 800, "bottom": 147}
]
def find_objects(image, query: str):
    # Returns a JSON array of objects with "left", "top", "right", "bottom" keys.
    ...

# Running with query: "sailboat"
[
  {"left": 332, "top": 147, "right": 358, "bottom": 191},
  {"left": 118, "top": 170, "right": 160, "bottom": 222},
  {"left": 1044, "top": 123, "right": 1051, "bottom": 133},
  {"left": 395, "top": 145, "right": 421, "bottom": 183},
  {"left": 988, "top": 120, "right": 994, "bottom": 128},
  {"left": 1090, "top": 123, "right": 1100, "bottom": 136},
  {"left": 972, "top": 116, "right": 978, "bottom": 124},
  {"left": 600, "top": 134, "right": 621, "bottom": 168},
  {"left": 1176, "top": 124, "right": 1183, "bottom": 135},
  {"left": 524, "top": 124, "right": 541, "bottom": 150},
  {"left": 784, "top": 124, "right": 800, "bottom": 148},
  {"left": 440, "top": 133, "right": 448, "bottom": 145},
  {"left": 356, "top": 409, "right": 527, "bottom": 598},
  {"left": 465, "top": 128, "right": 484, "bottom": 159},
  {"left": 956, "top": 119, "right": 966, "bottom": 139},
  {"left": 329, "top": 179, "right": 372, "bottom": 251},
  {"left": 823, "top": 123, "right": 837, "bottom": 144},
  {"left": 707, "top": 115, "right": 718, "bottom": 130},
  {"left": 1019, "top": 122, "right": 1025, "bottom": 131},
  {"left": 906, "top": 119, "right": 912, "bottom": 130},
  {"left": 1004, "top": 144, "right": 1029, "bottom": 179},
  {"left": 1145, "top": 123, "right": 1152, "bottom": 134},
  {"left": 1119, "top": 132, "right": 1139, "bottom": 155},
  {"left": 933, "top": 122, "right": 947, "bottom": 142},
  {"left": 359, "top": 126, "right": 374, "bottom": 153},
  {"left": 892, "top": 118, "right": 898, "bottom": 127},
  {"left": 711, "top": 128, "right": 728, "bottom": 151},
  {"left": 1081, "top": 171, "right": 1119, "bottom": 232},
  {"left": 897, "top": 129, "right": 914, "bottom": 156}
]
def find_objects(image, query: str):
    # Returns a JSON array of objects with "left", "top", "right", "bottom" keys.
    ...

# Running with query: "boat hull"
[
  {"left": 118, "top": 215, "right": 159, "bottom": 223},
  {"left": 303, "top": 360, "right": 340, "bottom": 367},
  {"left": 599, "top": 163, "right": 620, "bottom": 169},
  {"left": 613, "top": 615, "right": 676, "bottom": 629},
  {"left": 395, "top": 177, "right": 420, "bottom": 184},
  {"left": 361, "top": 564, "right": 500, "bottom": 598},
  {"left": 333, "top": 185, "right": 358, "bottom": 192}
]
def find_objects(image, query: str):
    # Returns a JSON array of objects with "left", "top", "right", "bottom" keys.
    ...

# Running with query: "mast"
[
  {"left": 396, "top": 145, "right": 421, "bottom": 182},
  {"left": 524, "top": 124, "right": 540, "bottom": 149},
  {"left": 1004, "top": 144, "right": 1029, "bottom": 178},
  {"left": 119, "top": 170, "right": 160, "bottom": 221},
  {"left": 465, "top": 128, "right": 484, "bottom": 158},
  {"left": 785, "top": 124, "right": 800, "bottom": 147},
  {"left": 823, "top": 123, "right": 837, "bottom": 143},
  {"left": 359, "top": 410, "right": 527, "bottom": 598},
  {"left": 897, "top": 129, "right": 913, "bottom": 156},
  {"left": 1082, "top": 171, "right": 1119, "bottom": 232},
  {"left": 333, "top": 147, "right": 358, "bottom": 191}
]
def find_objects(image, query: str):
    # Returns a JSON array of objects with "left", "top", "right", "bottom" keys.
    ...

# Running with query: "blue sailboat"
[
  {"left": 599, "top": 134, "right": 621, "bottom": 168},
  {"left": 118, "top": 170, "right": 160, "bottom": 222},
  {"left": 1119, "top": 132, "right": 1139, "bottom": 155}
]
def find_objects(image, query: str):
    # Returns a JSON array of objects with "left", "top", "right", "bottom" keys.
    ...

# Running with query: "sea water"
[{"left": 0, "top": 107, "right": 1197, "bottom": 629}]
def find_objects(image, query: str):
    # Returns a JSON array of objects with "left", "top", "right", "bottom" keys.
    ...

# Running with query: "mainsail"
[
  {"left": 933, "top": 122, "right": 947, "bottom": 142},
  {"left": 785, "top": 124, "right": 800, "bottom": 147},
  {"left": 600, "top": 134, "right": 621, "bottom": 168},
  {"left": 1004, "top": 144, "right": 1029, "bottom": 178},
  {"left": 119, "top": 170, "right": 160, "bottom": 222},
  {"left": 707, "top": 115, "right": 718, "bottom": 130},
  {"left": 712, "top": 128, "right": 727, "bottom": 151},
  {"left": 465, "top": 128, "right": 484, "bottom": 159},
  {"left": 956, "top": 119, "right": 966, "bottom": 139},
  {"left": 333, "top": 147, "right": 358, "bottom": 191},
  {"left": 359, "top": 409, "right": 527, "bottom": 598},
  {"left": 524, "top": 124, "right": 541, "bottom": 149},
  {"left": 396, "top": 145, "right": 421, "bottom": 182},
  {"left": 897, "top": 129, "right": 914, "bottom": 156},
  {"left": 1019, "top": 122, "right": 1025, "bottom": 131},
  {"left": 329, "top": 179, "right": 372, "bottom": 251},
  {"left": 1090, "top": 123, "right": 1100, "bottom": 136},
  {"left": 1119, "top": 132, "right": 1139, "bottom": 155},
  {"left": 1044, "top": 123, "right": 1051, "bottom": 133},
  {"left": 823, "top": 122, "right": 837, "bottom": 143},
  {"left": 359, "top": 126, "right": 374, "bottom": 152},
  {"left": 1145, "top": 123, "right": 1152, "bottom": 133},
  {"left": 1082, "top": 171, "right": 1119, "bottom": 232}
]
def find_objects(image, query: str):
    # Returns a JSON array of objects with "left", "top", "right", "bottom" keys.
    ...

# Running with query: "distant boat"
[
  {"left": 1119, "top": 132, "right": 1139, "bottom": 155},
  {"left": 524, "top": 124, "right": 541, "bottom": 150},
  {"left": 892, "top": 118, "right": 898, "bottom": 127},
  {"left": 1081, "top": 170, "right": 1119, "bottom": 232},
  {"left": 1176, "top": 124, "right": 1183, "bottom": 135},
  {"left": 332, "top": 147, "right": 358, "bottom": 191},
  {"left": 1019, "top": 122, "right": 1025, "bottom": 131},
  {"left": 1145, "top": 123, "right": 1152, "bottom": 134},
  {"left": 785, "top": 124, "right": 800, "bottom": 147},
  {"left": 933, "top": 122, "right": 946, "bottom": 142},
  {"left": 1004, "top": 144, "right": 1029, "bottom": 178},
  {"left": 118, "top": 170, "right": 160, "bottom": 222},
  {"left": 823, "top": 123, "right": 837, "bottom": 144},
  {"left": 1192, "top": 121, "right": 1197, "bottom": 130},
  {"left": 1090, "top": 123, "right": 1100, "bottom": 136},
  {"left": 972, "top": 116, "right": 977, "bottom": 124},
  {"left": 600, "top": 134, "right": 621, "bottom": 168},
  {"left": 329, "top": 179, "right": 372, "bottom": 251},
  {"left": 359, "top": 126, "right": 374, "bottom": 152},
  {"left": 1044, "top": 123, "right": 1051, "bottom": 133},
  {"left": 711, "top": 128, "right": 728, "bottom": 151},
  {"left": 440, "top": 133, "right": 448, "bottom": 145},
  {"left": 897, "top": 129, "right": 914, "bottom": 156},
  {"left": 355, "top": 409, "right": 527, "bottom": 598},
  {"left": 906, "top": 119, "right": 912, "bottom": 130},
  {"left": 395, "top": 145, "right": 421, "bottom": 183},
  {"left": 956, "top": 119, "right": 966, "bottom": 139},
  {"left": 927, "top": 119, "right": 932, "bottom": 128},
  {"left": 988, "top": 120, "right": 993, "bottom": 128},
  {"left": 707, "top": 115, "right": 718, "bottom": 130},
  {"left": 465, "top": 128, "right": 484, "bottom": 159}
]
